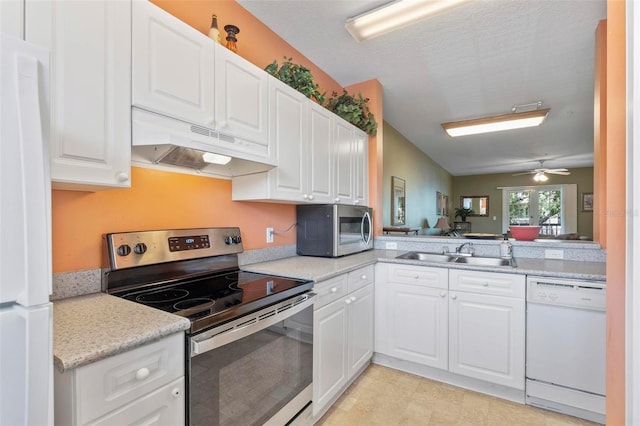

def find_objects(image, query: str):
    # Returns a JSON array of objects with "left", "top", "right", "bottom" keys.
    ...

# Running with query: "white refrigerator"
[{"left": 0, "top": 34, "right": 53, "bottom": 426}]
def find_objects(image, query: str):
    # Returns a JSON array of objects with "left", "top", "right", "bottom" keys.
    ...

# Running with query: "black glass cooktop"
[{"left": 115, "top": 270, "right": 312, "bottom": 332}]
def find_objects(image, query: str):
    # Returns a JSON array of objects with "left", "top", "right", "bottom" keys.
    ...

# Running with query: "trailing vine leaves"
[
  {"left": 265, "top": 57, "right": 378, "bottom": 136},
  {"left": 265, "top": 57, "right": 326, "bottom": 104},
  {"left": 325, "top": 90, "right": 378, "bottom": 136}
]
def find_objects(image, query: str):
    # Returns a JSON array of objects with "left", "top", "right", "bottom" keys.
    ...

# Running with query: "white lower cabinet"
[
  {"left": 54, "top": 333, "right": 185, "bottom": 425},
  {"left": 449, "top": 269, "right": 525, "bottom": 390},
  {"left": 313, "top": 266, "right": 374, "bottom": 419},
  {"left": 376, "top": 263, "right": 525, "bottom": 391},
  {"left": 375, "top": 264, "right": 448, "bottom": 369}
]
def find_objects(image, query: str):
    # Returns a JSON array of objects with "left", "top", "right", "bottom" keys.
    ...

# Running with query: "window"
[{"left": 502, "top": 184, "right": 577, "bottom": 235}]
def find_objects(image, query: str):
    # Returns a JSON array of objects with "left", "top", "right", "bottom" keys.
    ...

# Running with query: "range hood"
[{"left": 131, "top": 107, "right": 276, "bottom": 178}]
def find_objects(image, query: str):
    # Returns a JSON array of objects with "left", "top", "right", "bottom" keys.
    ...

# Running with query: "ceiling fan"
[{"left": 512, "top": 160, "right": 570, "bottom": 182}]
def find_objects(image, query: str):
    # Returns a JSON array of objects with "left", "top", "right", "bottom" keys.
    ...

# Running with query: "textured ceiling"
[{"left": 238, "top": 0, "right": 607, "bottom": 176}]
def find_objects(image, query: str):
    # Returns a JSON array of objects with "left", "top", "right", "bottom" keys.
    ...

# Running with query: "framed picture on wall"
[
  {"left": 582, "top": 192, "right": 594, "bottom": 212},
  {"left": 443, "top": 195, "right": 449, "bottom": 216},
  {"left": 436, "top": 191, "right": 442, "bottom": 215}
]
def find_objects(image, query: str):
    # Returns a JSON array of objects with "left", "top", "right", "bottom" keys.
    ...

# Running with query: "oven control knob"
[
  {"left": 134, "top": 243, "right": 147, "bottom": 255},
  {"left": 224, "top": 236, "right": 233, "bottom": 245},
  {"left": 232, "top": 235, "right": 242, "bottom": 244},
  {"left": 116, "top": 244, "right": 131, "bottom": 256}
]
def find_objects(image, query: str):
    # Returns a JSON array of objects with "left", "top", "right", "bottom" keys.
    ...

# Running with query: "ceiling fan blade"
[
  {"left": 545, "top": 168, "right": 569, "bottom": 173},
  {"left": 547, "top": 170, "right": 571, "bottom": 175},
  {"left": 512, "top": 171, "right": 535, "bottom": 176}
]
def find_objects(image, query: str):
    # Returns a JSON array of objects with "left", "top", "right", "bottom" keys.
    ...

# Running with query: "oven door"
[{"left": 188, "top": 293, "right": 315, "bottom": 426}]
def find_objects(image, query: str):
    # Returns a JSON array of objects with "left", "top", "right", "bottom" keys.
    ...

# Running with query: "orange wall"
[
  {"left": 605, "top": 0, "right": 626, "bottom": 423},
  {"left": 51, "top": 0, "right": 383, "bottom": 273},
  {"left": 52, "top": 167, "right": 296, "bottom": 272}
]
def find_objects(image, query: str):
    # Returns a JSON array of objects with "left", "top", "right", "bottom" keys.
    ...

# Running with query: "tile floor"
[{"left": 316, "top": 364, "right": 600, "bottom": 426}]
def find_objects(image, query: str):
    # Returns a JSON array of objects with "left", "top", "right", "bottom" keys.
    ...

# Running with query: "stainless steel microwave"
[{"left": 296, "top": 204, "right": 373, "bottom": 257}]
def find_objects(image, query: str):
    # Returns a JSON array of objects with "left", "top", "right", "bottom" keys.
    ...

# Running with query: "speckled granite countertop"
[
  {"left": 241, "top": 249, "right": 606, "bottom": 282},
  {"left": 53, "top": 293, "right": 190, "bottom": 372}
]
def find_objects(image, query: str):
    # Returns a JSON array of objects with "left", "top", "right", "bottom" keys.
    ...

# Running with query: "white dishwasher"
[{"left": 526, "top": 276, "right": 606, "bottom": 424}]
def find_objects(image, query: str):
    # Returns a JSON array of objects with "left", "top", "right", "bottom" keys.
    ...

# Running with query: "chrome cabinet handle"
[{"left": 330, "top": 287, "right": 338, "bottom": 293}]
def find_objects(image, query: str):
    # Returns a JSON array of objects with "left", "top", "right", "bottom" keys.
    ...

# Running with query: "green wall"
[
  {"left": 383, "top": 122, "right": 453, "bottom": 235},
  {"left": 452, "top": 167, "right": 594, "bottom": 238}
]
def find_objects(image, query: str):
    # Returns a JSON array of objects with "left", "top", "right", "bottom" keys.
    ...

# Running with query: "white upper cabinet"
[
  {"left": 306, "top": 102, "right": 334, "bottom": 203},
  {"left": 232, "top": 78, "right": 307, "bottom": 201},
  {"left": 333, "top": 117, "right": 354, "bottom": 204},
  {"left": 132, "top": 1, "right": 272, "bottom": 163},
  {"left": 26, "top": 0, "right": 131, "bottom": 190},
  {"left": 1, "top": 0, "right": 23, "bottom": 39},
  {"left": 353, "top": 129, "right": 368, "bottom": 206},
  {"left": 232, "top": 90, "right": 368, "bottom": 205},
  {"left": 214, "top": 44, "right": 270, "bottom": 157},
  {"left": 132, "top": 0, "right": 215, "bottom": 127}
]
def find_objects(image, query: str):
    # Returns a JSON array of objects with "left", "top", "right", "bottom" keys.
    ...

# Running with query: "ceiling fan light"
[
  {"left": 442, "top": 108, "right": 550, "bottom": 137},
  {"left": 533, "top": 172, "right": 549, "bottom": 182},
  {"left": 345, "top": 0, "right": 469, "bottom": 42}
]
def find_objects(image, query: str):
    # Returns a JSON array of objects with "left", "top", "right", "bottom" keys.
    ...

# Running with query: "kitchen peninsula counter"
[
  {"left": 52, "top": 293, "right": 190, "bottom": 372},
  {"left": 241, "top": 249, "right": 606, "bottom": 282}
]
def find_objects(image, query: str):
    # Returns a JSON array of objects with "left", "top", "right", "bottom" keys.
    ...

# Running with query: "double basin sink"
[{"left": 396, "top": 251, "right": 515, "bottom": 267}]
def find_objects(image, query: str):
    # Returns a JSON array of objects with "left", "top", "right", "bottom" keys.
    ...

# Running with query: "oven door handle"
[{"left": 191, "top": 292, "right": 317, "bottom": 356}]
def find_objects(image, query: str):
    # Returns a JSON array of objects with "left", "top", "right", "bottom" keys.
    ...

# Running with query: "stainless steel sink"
[
  {"left": 454, "top": 256, "right": 513, "bottom": 267},
  {"left": 396, "top": 251, "right": 515, "bottom": 267},
  {"left": 395, "top": 252, "right": 457, "bottom": 262}
]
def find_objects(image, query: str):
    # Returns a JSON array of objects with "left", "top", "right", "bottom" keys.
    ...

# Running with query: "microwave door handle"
[{"left": 362, "top": 211, "right": 372, "bottom": 245}]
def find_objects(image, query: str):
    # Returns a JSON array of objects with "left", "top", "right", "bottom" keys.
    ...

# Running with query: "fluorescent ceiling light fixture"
[
  {"left": 202, "top": 152, "right": 232, "bottom": 165},
  {"left": 441, "top": 108, "right": 550, "bottom": 137},
  {"left": 345, "top": 0, "right": 469, "bottom": 42}
]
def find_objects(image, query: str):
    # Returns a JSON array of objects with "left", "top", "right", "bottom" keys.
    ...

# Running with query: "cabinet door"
[
  {"left": 307, "top": 102, "right": 333, "bottom": 203},
  {"left": 27, "top": 0, "right": 131, "bottom": 190},
  {"left": 353, "top": 129, "right": 368, "bottom": 206},
  {"left": 214, "top": 44, "right": 270, "bottom": 160},
  {"left": 88, "top": 378, "right": 184, "bottom": 426},
  {"left": 132, "top": 0, "right": 215, "bottom": 127},
  {"left": 266, "top": 78, "right": 307, "bottom": 201},
  {"left": 448, "top": 291, "right": 525, "bottom": 389},
  {"left": 313, "top": 297, "right": 348, "bottom": 417},
  {"left": 333, "top": 117, "right": 354, "bottom": 204},
  {"left": 386, "top": 282, "right": 448, "bottom": 369},
  {"left": 1, "top": 0, "right": 23, "bottom": 39},
  {"left": 347, "top": 284, "right": 374, "bottom": 377}
]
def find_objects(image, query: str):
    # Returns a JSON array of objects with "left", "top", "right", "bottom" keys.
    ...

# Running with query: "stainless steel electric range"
[{"left": 102, "top": 228, "right": 316, "bottom": 426}]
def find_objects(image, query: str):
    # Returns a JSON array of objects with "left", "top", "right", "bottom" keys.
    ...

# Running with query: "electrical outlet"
[
  {"left": 545, "top": 249, "right": 564, "bottom": 260},
  {"left": 385, "top": 242, "right": 397, "bottom": 250},
  {"left": 266, "top": 227, "right": 274, "bottom": 244}
]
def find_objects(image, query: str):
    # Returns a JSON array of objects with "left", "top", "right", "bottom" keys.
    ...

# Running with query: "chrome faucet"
[{"left": 456, "top": 242, "right": 474, "bottom": 256}]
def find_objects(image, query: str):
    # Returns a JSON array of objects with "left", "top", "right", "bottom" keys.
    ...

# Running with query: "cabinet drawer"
[
  {"left": 449, "top": 269, "right": 525, "bottom": 299},
  {"left": 88, "top": 377, "right": 184, "bottom": 426},
  {"left": 348, "top": 265, "right": 374, "bottom": 293},
  {"left": 387, "top": 264, "right": 448, "bottom": 290},
  {"left": 76, "top": 333, "right": 184, "bottom": 424},
  {"left": 314, "top": 274, "right": 348, "bottom": 309}
]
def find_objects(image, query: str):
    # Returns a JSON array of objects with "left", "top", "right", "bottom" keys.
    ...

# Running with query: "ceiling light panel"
[
  {"left": 345, "top": 0, "right": 469, "bottom": 42},
  {"left": 441, "top": 108, "right": 550, "bottom": 137}
]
